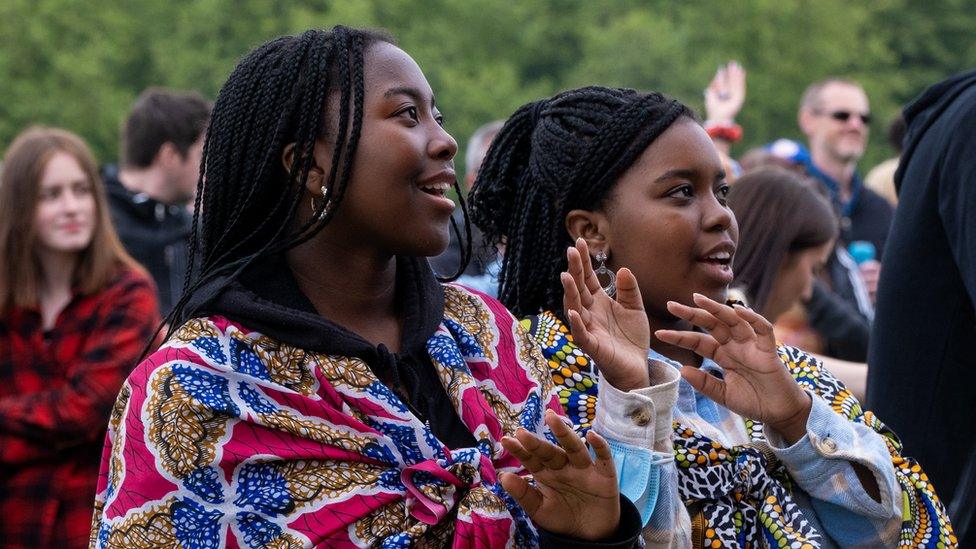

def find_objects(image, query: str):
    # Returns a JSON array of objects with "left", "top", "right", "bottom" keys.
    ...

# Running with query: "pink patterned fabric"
[{"left": 91, "top": 285, "right": 562, "bottom": 548}]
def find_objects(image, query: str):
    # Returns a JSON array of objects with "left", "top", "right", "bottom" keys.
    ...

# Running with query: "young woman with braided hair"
[
  {"left": 470, "top": 87, "right": 955, "bottom": 547},
  {"left": 91, "top": 28, "right": 661, "bottom": 548}
]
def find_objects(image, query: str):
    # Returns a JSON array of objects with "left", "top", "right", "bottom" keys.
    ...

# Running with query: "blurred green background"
[{"left": 2, "top": 0, "right": 974, "bottom": 176}]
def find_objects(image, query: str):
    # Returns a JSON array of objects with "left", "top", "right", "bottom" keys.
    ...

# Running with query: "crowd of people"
[{"left": 0, "top": 25, "right": 972, "bottom": 548}]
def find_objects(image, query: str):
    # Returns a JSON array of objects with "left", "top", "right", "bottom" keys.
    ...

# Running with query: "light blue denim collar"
[{"left": 647, "top": 347, "right": 724, "bottom": 422}]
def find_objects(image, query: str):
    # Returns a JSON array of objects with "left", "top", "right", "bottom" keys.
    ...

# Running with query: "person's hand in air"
[
  {"left": 500, "top": 409, "right": 621, "bottom": 541},
  {"left": 704, "top": 60, "right": 747, "bottom": 123},
  {"left": 561, "top": 238, "right": 650, "bottom": 391},
  {"left": 656, "top": 294, "right": 812, "bottom": 443}
]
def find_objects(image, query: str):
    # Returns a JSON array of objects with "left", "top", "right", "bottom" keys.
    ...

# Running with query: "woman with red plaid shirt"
[{"left": 0, "top": 127, "right": 160, "bottom": 548}]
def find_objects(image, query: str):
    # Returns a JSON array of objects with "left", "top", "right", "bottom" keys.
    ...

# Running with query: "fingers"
[
  {"left": 732, "top": 304, "right": 776, "bottom": 347},
  {"left": 655, "top": 329, "right": 720, "bottom": 360},
  {"left": 613, "top": 267, "right": 644, "bottom": 312},
  {"left": 574, "top": 238, "right": 602, "bottom": 295},
  {"left": 710, "top": 65, "right": 726, "bottom": 89},
  {"left": 728, "top": 60, "right": 746, "bottom": 85},
  {"left": 499, "top": 472, "right": 544, "bottom": 516},
  {"left": 566, "top": 309, "right": 596, "bottom": 356},
  {"left": 503, "top": 411, "right": 601, "bottom": 475},
  {"left": 680, "top": 365, "right": 727, "bottom": 407},
  {"left": 665, "top": 300, "right": 732, "bottom": 344},
  {"left": 585, "top": 430, "right": 616, "bottom": 478},
  {"left": 501, "top": 434, "right": 545, "bottom": 474},
  {"left": 561, "top": 272, "right": 585, "bottom": 319},
  {"left": 515, "top": 426, "right": 568, "bottom": 471},
  {"left": 566, "top": 246, "right": 595, "bottom": 308},
  {"left": 691, "top": 293, "right": 754, "bottom": 342},
  {"left": 546, "top": 410, "right": 591, "bottom": 469}
]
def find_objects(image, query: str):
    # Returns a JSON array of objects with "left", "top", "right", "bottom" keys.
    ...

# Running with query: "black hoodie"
[
  {"left": 185, "top": 255, "right": 478, "bottom": 451},
  {"left": 867, "top": 69, "right": 976, "bottom": 537}
]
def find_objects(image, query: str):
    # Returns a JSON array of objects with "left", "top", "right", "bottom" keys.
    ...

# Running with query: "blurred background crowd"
[{"left": 1, "top": 1, "right": 974, "bottom": 547}]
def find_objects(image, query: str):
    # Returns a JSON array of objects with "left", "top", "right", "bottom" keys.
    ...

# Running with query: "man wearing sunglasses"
[
  {"left": 798, "top": 78, "right": 894, "bottom": 264},
  {"left": 781, "top": 79, "right": 894, "bottom": 364}
]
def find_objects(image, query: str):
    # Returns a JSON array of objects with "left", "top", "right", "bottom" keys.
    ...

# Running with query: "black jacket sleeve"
[
  {"left": 937, "top": 107, "right": 976, "bottom": 308},
  {"left": 537, "top": 495, "right": 643, "bottom": 549},
  {"left": 804, "top": 280, "right": 870, "bottom": 361}
]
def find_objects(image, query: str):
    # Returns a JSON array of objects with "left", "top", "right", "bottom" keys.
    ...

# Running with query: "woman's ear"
[
  {"left": 565, "top": 209, "right": 609, "bottom": 253},
  {"left": 282, "top": 142, "right": 326, "bottom": 194}
]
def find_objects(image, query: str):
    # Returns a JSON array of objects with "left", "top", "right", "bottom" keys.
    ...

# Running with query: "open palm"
[
  {"left": 561, "top": 239, "right": 650, "bottom": 391},
  {"left": 500, "top": 410, "right": 620, "bottom": 541},
  {"left": 655, "top": 294, "right": 811, "bottom": 439},
  {"left": 704, "top": 60, "right": 747, "bottom": 122}
]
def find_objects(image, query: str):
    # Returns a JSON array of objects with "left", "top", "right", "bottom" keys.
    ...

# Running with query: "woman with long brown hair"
[
  {"left": 726, "top": 167, "right": 837, "bottom": 323},
  {"left": 727, "top": 167, "right": 870, "bottom": 399},
  {"left": 0, "top": 126, "right": 159, "bottom": 548}
]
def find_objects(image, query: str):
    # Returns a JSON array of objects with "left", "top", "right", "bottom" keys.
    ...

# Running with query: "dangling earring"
[
  {"left": 310, "top": 185, "right": 330, "bottom": 218},
  {"left": 594, "top": 250, "right": 616, "bottom": 298}
]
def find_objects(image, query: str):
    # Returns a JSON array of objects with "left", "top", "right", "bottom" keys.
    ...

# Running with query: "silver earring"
[
  {"left": 594, "top": 250, "right": 616, "bottom": 297},
  {"left": 310, "top": 185, "right": 330, "bottom": 218}
]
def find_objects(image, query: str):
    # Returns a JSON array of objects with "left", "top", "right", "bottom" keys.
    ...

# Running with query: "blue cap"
[{"left": 764, "top": 139, "right": 811, "bottom": 166}]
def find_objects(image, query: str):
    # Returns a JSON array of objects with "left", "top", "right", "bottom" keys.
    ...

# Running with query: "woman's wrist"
[
  {"left": 766, "top": 390, "right": 813, "bottom": 445},
  {"left": 602, "top": 369, "right": 650, "bottom": 392}
]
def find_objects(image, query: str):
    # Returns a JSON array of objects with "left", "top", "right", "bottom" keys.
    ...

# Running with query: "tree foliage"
[{"left": 1, "top": 0, "right": 973, "bottom": 173}]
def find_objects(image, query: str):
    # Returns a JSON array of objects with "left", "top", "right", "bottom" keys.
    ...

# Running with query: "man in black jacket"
[
  {"left": 798, "top": 78, "right": 894, "bottom": 262},
  {"left": 105, "top": 88, "right": 211, "bottom": 315},
  {"left": 792, "top": 80, "right": 893, "bottom": 361},
  {"left": 868, "top": 69, "right": 976, "bottom": 541}
]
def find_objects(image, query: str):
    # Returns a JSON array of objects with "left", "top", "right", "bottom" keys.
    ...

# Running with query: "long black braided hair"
[
  {"left": 469, "top": 86, "right": 693, "bottom": 318},
  {"left": 158, "top": 26, "right": 471, "bottom": 341}
]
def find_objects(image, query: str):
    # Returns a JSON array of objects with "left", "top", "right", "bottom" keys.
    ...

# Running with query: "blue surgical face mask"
[{"left": 601, "top": 439, "right": 670, "bottom": 526}]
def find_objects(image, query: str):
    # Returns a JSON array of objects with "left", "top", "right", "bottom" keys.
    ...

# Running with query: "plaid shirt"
[{"left": 0, "top": 266, "right": 158, "bottom": 548}]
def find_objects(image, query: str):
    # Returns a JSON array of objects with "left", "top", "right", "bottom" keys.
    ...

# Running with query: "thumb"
[
  {"left": 680, "top": 365, "right": 727, "bottom": 407},
  {"left": 500, "top": 472, "right": 544, "bottom": 517},
  {"left": 613, "top": 268, "right": 644, "bottom": 311}
]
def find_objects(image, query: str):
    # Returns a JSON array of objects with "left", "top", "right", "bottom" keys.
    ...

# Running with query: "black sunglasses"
[{"left": 818, "top": 110, "right": 872, "bottom": 125}]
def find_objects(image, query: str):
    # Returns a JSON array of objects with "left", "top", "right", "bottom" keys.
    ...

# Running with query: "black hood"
[
  {"left": 183, "top": 254, "right": 445, "bottom": 360},
  {"left": 181, "top": 255, "right": 480, "bottom": 450},
  {"left": 896, "top": 69, "right": 976, "bottom": 192}
]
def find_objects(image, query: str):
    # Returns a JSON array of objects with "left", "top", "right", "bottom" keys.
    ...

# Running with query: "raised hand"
[
  {"left": 655, "top": 293, "right": 811, "bottom": 443},
  {"left": 859, "top": 259, "right": 881, "bottom": 303},
  {"left": 500, "top": 409, "right": 620, "bottom": 541},
  {"left": 704, "top": 60, "right": 747, "bottom": 123},
  {"left": 561, "top": 238, "right": 650, "bottom": 391}
]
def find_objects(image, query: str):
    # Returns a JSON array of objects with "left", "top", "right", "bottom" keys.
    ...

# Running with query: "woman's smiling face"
[
  {"left": 311, "top": 41, "right": 459, "bottom": 258},
  {"left": 597, "top": 118, "right": 738, "bottom": 319}
]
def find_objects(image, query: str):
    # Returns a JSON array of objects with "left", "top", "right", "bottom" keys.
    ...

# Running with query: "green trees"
[{"left": 1, "top": 0, "right": 972, "bottom": 173}]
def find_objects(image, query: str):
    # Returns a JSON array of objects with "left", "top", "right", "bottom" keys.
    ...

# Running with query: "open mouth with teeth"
[
  {"left": 419, "top": 181, "right": 451, "bottom": 197},
  {"left": 700, "top": 251, "right": 732, "bottom": 266}
]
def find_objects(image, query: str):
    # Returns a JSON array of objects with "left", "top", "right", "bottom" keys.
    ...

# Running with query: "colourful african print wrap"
[
  {"left": 90, "top": 286, "right": 563, "bottom": 548},
  {"left": 524, "top": 310, "right": 956, "bottom": 548}
]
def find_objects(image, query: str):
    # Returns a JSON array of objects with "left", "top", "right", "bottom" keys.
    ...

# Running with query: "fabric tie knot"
[
  {"left": 401, "top": 454, "right": 484, "bottom": 525},
  {"left": 674, "top": 431, "right": 824, "bottom": 546}
]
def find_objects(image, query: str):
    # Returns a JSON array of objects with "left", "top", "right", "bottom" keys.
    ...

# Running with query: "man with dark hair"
[
  {"left": 869, "top": 69, "right": 976, "bottom": 542},
  {"left": 105, "top": 87, "right": 211, "bottom": 314}
]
